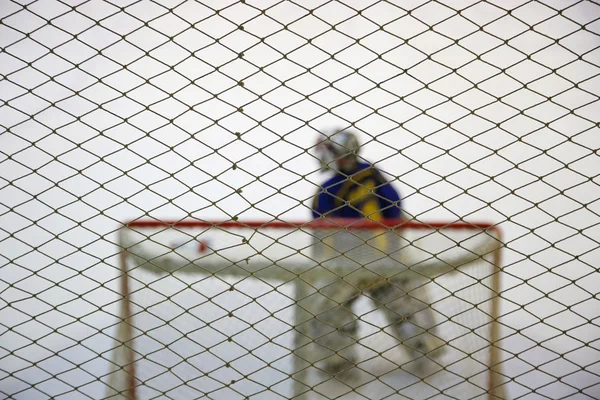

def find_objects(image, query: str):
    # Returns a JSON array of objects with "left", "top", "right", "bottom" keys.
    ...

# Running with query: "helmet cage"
[{"left": 314, "top": 130, "right": 360, "bottom": 171}]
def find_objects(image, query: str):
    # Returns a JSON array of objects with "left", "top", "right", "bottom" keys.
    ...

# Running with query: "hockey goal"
[{"left": 107, "top": 219, "right": 504, "bottom": 399}]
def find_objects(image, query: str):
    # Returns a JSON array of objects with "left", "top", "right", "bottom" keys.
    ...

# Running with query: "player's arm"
[
  {"left": 378, "top": 182, "right": 402, "bottom": 219},
  {"left": 311, "top": 188, "right": 336, "bottom": 219}
]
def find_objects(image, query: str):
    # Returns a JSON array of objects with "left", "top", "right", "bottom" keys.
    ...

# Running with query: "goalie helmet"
[{"left": 314, "top": 128, "right": 360, "bottom": 172}]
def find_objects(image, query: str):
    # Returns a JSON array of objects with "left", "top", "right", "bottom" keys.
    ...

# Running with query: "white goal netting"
[{"left": 109, "top": 220, "right": 503, "bottom": 399}]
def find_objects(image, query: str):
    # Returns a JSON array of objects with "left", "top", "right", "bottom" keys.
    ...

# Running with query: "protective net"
[{"left": 1, "top": 0, "right": 600, "bottom": 399}]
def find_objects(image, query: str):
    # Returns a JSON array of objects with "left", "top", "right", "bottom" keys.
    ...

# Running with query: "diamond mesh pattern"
[{"left": 1, "top": 1, "right": 599, "bottom": 399}]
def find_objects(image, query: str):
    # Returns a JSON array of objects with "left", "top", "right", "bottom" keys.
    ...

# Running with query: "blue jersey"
[{"left": 312, "top": 162, "right": 402, "bottom": 220}]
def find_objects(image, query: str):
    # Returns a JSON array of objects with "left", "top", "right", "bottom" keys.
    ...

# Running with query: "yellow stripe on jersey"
[
  {"left": 346, "top": 179, "right": 388, "bottom": 254},
  {"left": 334, "top": 168, "right": 378, "bottom": 210},
  {"left": 346, "top": 179, "right": 381, "bottom": 221}
]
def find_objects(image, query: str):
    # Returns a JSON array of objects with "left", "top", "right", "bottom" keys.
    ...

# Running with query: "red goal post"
[{"left": 110, "top": 219, "right": 504, "bottom": 400}]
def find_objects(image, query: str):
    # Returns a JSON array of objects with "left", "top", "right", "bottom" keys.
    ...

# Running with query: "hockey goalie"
[{"left": 306, "top": 127, "right": 446, "bottom": 379}]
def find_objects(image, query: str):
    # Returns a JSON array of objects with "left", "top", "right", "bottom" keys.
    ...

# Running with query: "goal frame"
[{"left": 112, "top": 218, "right": 504, "bottom": 400}]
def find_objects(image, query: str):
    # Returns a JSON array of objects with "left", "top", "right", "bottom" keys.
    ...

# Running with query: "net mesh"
[
  {"left": 112, "top": 220, "right": 503, "bottom": 399},
  {"left": 1, "top": 0, "right": 599, "bottom": 399}
]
